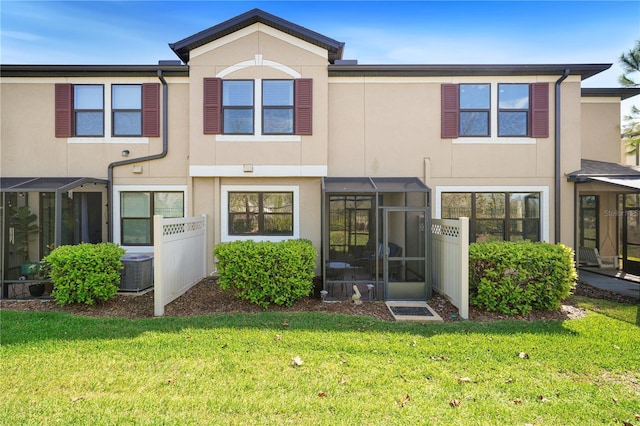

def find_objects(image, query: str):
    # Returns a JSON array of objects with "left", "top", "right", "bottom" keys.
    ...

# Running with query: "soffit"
[
  {"left": 328, "top": 64, "right": 611, "bottom": 79},
  {"left": 588, "top": 177, "right": 640, "bottom": 191}
]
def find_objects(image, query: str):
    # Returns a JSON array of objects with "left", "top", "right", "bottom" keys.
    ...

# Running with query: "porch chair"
[
  {"left": 362, "top": 242, "right": 403, "bottom": 278},
  {"left": 578, "top": 247, "right": 618, "bottom": 269}
]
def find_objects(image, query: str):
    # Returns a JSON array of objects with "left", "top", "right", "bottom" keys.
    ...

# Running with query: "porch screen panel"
[
  {"left": 328, "top": 195, "right": 374, "bottom": 260},
  {"left": 579, "top": 195, "right": 598, "bottom": 248}
]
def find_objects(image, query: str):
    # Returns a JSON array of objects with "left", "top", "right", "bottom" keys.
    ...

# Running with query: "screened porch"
[
  {"left": 321, "top": 177, "right": 432, "bottom": 302},
  {"left": 1, "top": 177, "right": 107, "bottom": 298}
]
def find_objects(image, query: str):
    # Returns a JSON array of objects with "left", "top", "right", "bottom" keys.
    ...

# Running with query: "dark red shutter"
[
  {"left": 142, "top": 83, "right": 160, "bottom": 137},
  {"left": 55, "top": 83, "right": 73, "bottom": 137},
  {"left": 441, "top": 84, "right": 459, "bottom": 139},
  {"left": 530, "top": 82, "right": 549, "bottom": 138},
  {"left": 203, "top": 78, "right": 222, "bottom": 134},
  {"left": 294, "top": 78, "right": 313, "bottom": 135}
]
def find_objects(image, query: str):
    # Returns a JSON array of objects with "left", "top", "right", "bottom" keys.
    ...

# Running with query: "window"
[
  {"left": 112, "top": 85, "right": 142, "bottom": 136},
  {"left": 55, "top": 83, "right": 159, "bottom": 139},
  {"left": 441, "top": 83, "right": 548, "bottom": 139},
  {"left": 228, "top": 192, "right": 293, "bottom": 236},
  {"left": 74, "top": 85, "right": 104, "bottom": 136},
  {"left": 459, "top": 84, "right": 490, "bottom": 136},
  {"left": 203, "top": 78, "right": 312, "bottom": 136},
  {"left": 262, "top": 80, "right": 294, "bottom": 134},
  {"left": 222, "top": 80, "right": 254, "bottom": 134},
  {"left": 120, "top": 192, "right": 184, "bottom": 245},
  {"left": 498, "top": 84, "right": 529, "bottom": 136},
  {"left": 442, "top": 192, "right": 540, "bottom": 242}
]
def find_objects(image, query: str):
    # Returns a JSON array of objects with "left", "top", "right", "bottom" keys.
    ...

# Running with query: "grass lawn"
[{"left": 1, "top": 298, "right": 638, "bottom": 425}]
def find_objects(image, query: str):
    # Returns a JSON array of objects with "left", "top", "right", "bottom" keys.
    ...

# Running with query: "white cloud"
[{"left": 0, "top": 30, "right": 42, "bottom": 42}]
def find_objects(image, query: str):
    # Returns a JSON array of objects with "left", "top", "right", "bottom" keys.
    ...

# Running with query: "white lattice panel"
[
  {"left": 431, "top": 223, "right": 461, "bottom": 238},
  {"left": 154, "top": 215, "right": 207, "bottom": 316}
]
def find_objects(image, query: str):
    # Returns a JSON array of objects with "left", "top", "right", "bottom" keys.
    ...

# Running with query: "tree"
[
  {"left": 619, "top": 41, "right": 640, "bottom": 162},
  {"left": 619, "top": 40, "right": 640, "bottom": 87},
  {"left": 623, "top": 105, "right": 640, "bottom": 161}
]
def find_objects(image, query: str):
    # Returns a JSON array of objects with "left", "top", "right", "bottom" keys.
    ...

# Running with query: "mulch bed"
[{"left": 1, "top": 278, "right": 636, "bottom": 322}]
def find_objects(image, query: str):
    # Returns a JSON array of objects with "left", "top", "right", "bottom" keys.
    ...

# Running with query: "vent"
[
  {"left": 334, "top": 59, "right": 358, "bottom": 65},
  {"left": 158, "top": 60, "right": 182, "bottom": 66}
]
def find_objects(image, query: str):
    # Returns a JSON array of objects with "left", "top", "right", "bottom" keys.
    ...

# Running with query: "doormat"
[{"left": 388, "top": 306, "right": 434, "bottom": 316}]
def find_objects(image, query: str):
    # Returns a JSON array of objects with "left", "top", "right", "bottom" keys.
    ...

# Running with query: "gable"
[
  {"left": 189, "top": 24, "right": 330, "bottom": 66},
  {"left": 170, "top": 8, "right": 344, "bottom": 64}
]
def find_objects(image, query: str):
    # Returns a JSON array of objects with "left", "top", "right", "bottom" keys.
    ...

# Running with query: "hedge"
[
  {"left": 44, "top": 243, "right": 125, "bottom": 305},
  {"left": 469, "top": 241, "right": 577, "bottom": 315},
  {"left": 214, "top": 239, "right": 317, "bottom": 308}
]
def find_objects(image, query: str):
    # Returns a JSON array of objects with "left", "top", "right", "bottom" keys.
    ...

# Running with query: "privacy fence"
[
  {"left": 153, "top": 215, "right": 207, "bottom": 316},
  {"left": 431, "top": 218, "right": 469, "bottom": 319}
]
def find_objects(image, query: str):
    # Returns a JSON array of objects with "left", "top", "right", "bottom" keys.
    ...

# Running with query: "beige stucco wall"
[
  {"left": 0, "top": 77, "right": 190, "bottom": 185},
  {"left": 328, "top": 75, "right": 584, "bottom": 244},
  {"left": 581, "top": 98, "right": 623, "bottom": 163}
]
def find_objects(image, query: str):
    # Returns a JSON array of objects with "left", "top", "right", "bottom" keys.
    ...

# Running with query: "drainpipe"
[
  {"left": 107, "top": 70, "right": 168, "bottom": 241},
  {"left": 554, "top": 69, "right": 570, "bottom": 243}
]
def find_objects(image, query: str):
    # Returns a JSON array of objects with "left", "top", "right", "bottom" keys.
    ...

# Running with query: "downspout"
[
  {"left": 573, "top": 181, "right": 578, "bottom": 262},
  {"left": 554, "top": 69, "right": 570, "bottom": 243},
  {"left": 107, "top": 70, "right": 168, "bottom": 241}
]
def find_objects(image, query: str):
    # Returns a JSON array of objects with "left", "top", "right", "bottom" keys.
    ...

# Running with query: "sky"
[{"left": 1, "top": 0, "right": 639, "bottom": 112}]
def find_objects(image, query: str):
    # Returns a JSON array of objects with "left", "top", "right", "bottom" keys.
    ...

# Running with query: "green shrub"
[
  {"left": 44, "top": 243, "right": 125, "bottom": 305},
  {"left": 469, "top": 241, "right": 577, "bottom": 315},
  {"left": 214, "top": 239, "right": 317, "bottom": 308}
]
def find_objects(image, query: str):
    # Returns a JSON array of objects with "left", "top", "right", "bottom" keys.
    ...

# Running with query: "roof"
[
  {"left": 328, "top": 63, "right": 612, "bottom": 80},
  {"left": 567, "top": 159, "right": 640, "bottom": 183},
  {"left": 322, "top": 177, "right": 430, "bottom": 192},
  {"left": 0, "top": 177, "right": 108, "bottom": 192},
  {"left": 170, "top": 8, "right": 345, "bottom": 64},
  {"left": 581, "top": 87, "right": 640, "bottom": 100},
  {"left": 0, "top": 64, "right": 189, "bottom": 78}
]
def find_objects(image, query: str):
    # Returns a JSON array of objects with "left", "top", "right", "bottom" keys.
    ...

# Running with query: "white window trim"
[
  {"left": 221, "top": 185, "right": 300, "bottom": 242},
  {"left": 68, "top": 137, "right": 149, "bottom": 144},
  {"left": 67, "top": 83, "right": 149, "bottom": 144},
  {"left": 434, "top": 185, "right": 549, "bottom": 242},
  {"left": 113, "top": 185, "right": 188, "bottom": 253},
  {"left": 454, "top": 83, "right": 537, "bottom": 145}
]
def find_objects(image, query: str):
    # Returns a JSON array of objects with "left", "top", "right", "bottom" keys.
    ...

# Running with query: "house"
[{"left": 2, "top": 8, "right": 639, "bottom": 300}]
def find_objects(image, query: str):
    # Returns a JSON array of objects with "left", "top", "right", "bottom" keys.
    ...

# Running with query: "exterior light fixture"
[{"left": 122, "top": 150, "right": 130, "bottom": 157}]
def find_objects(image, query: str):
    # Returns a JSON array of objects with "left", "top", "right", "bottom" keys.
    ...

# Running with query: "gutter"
[
  {"left": 554, "top": 69, "right": 570, "bottom": 243},
  {"left": 107, "top": 70, "right": 169, "bottom": 241}
]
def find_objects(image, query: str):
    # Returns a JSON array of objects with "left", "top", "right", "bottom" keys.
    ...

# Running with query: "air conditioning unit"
[{"left": 120, "top": 254, "right": 154, "bottom": 292}]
